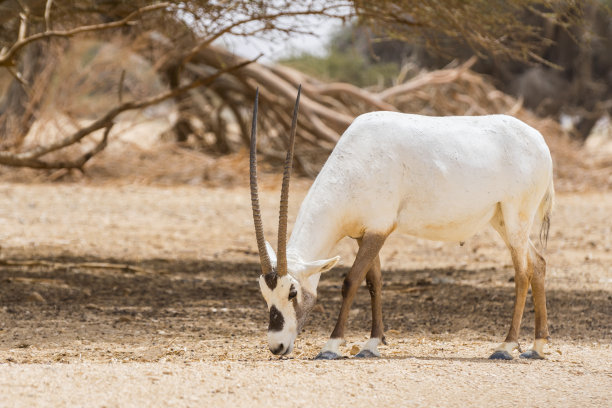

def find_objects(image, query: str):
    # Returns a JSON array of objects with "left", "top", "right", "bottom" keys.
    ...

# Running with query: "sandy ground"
[{"left": 0, "top": 181, "right": 611, "bottom": 407}]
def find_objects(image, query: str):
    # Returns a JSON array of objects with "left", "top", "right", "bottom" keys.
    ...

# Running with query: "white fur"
[
  {"left": 261, "top": 112, "right": 553, "bottom": 357},
  {"left": 495, "top": 341, "right": 519, "bottom": 354},
  {"left": 289, "top": 112, "right": 553, "bottom": 263},
  {"left": 320, "top": 338, "right": 345, "bottom": 355},
  {"left": 260, "top": 246, "right": 339, "bottom": 356},
  {"left": 531, "top": 338, "right": 547, "bottom": 355},
  {"left": 360, "top": 338, "right": 383, "bottom": 357},
  {"left": 267, "top": 326, "right": 295, "bottom": 356},
  {"left": 259, "top": 270, "right": 298, "bottom": 355},
  {"left": 264, "top": 241, "right": 277, "bottom": 269}
]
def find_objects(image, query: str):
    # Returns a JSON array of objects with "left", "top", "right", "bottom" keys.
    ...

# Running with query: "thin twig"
[
  {"left": 4, "top": 66, "right": 30, "bottom": 91},
  {"left": 0, "top": 57, "right": 258, "bottom": 168},
  {"left": 17, "top": 10, "right": 28, "bottom": 42},
  {"left": 118, "top": 69, "right": 126, "bottom": 104},
  {"left": 0, "top": 3, "right": 169, "bottom": 66},
  {"left": 44, "top": 0, "right": 53, "bottom": 32},
  {"left": 180, "top": 4, "right": 349, "bottom": 66},
  {"left": 0, "top": 259, "right": 150, "bottom": 274},
  {"left": 0, "top": 124, "right": 112, "bottom": 170}
]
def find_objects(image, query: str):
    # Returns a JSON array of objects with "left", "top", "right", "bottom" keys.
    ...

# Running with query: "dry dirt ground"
[{"left": 0, "top": 179, "right": 610, "bottom": 407}]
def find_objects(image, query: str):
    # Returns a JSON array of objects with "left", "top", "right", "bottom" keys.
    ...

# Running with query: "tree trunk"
[
  {"left": 164, "top": 63, "right": 200, "bottom": 143},
  {"left": 0, "top": 42, "right": 49, "bottom": 148}
]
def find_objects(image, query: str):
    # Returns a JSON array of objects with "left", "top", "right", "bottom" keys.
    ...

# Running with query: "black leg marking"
[
  {"left": 519, "top": 350, "right": 544, "bottom": 360},
  {"left": 489, "top": 350, "right": 513, "bottom": 360},
  {"left": 354, "top": 350, "right": 378, "bottom": 358},
  {"left": 314, "top": 351, "right": 342, "bottom": 360}
]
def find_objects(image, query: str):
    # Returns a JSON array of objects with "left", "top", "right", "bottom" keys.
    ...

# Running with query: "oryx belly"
[{"left": 317, "top": 112, "right": 552, "bottom": 242}]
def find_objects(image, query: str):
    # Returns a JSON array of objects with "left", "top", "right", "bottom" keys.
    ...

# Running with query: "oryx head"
[{"left": 249, "top": 86, "right": 339, "bottom": 356}]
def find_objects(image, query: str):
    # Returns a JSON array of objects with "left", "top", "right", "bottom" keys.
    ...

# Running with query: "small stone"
[
  {"left": 312, "top": 304, "right": 325, "bottom": 314},
  {"left": 350, "top": 344, "right": 360, "bottom": 355},
  {"left": 27, "top": 291, "right": 45, "bottom": 303}
]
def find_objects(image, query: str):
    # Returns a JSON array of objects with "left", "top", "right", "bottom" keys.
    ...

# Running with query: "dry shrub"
[{"left": 2, "top": 46, "right": 610, "bottom": 192}]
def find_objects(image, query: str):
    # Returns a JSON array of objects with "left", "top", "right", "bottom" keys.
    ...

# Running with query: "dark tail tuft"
[
  {"left": 539, "top": 213, "right": 550, "bottom": 249},
  {"left": 538, "top": 179, "right": 554, "bottom": 249}
]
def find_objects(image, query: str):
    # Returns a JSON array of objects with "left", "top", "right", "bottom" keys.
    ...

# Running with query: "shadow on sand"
[{"left": 1, "top": 256, "right": 610, "bottom": 347}]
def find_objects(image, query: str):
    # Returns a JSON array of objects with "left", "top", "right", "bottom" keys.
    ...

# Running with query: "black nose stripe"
[{"left": 268, "top": 305, "right": 284, "bottom": 332}]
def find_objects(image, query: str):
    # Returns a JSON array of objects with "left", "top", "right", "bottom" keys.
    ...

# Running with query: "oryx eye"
[{"left": 288, "top": 285, "right": 297, "bottom": 300}]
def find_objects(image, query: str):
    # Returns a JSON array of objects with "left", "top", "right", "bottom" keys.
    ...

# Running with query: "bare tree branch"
[
  {"left": 0, "top": 2, "right": 169, "bottom": 67},
  {"left": 5, "top": 65, "right": 29, "bottom": 91},
  {"left": 0, "top": 123, "right": 111, "bottom": 169},
  {"left": 118, "top": 69, "right": 126, "bottom": 104},
  {"left": 378, "top": 57, "right": 477, "bottom": 100},
  {"left": 44, "top": 0, "right": 54, "bottom": 32},
  {"left": 18, "top": 9, "right": 28, "bottom": 42},
  {"left": 180, "top": 3, "right": 352, "bottom": 67},
  {"left": 0, "top": 55, "right": 258, "bottom": 169},
  {"left": 0, "top": 258, "right": 150, "bottom": 274}
]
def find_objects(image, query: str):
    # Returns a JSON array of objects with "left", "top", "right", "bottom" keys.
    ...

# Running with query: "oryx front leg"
[
  {"left": 489, "top": 256, "right": 529, "bottom": 360},
  {"left": 315, "top": 232, "right": 387, "bottom": 360}
]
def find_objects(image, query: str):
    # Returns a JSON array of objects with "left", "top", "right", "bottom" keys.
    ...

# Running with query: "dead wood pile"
[
  {"left": 187, "top": 46, "right": 609, "bottom": 191},
  {"left": 2, "top": 44, "right": 608, "bottom": 192}
]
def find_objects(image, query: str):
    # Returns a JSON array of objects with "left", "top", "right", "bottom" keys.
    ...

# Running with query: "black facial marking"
[
  {"left": 288, "top": 284, "right": 297, "bottom": 300},
  {"left": 268, "top": 305, "right": 284, "bottom": 332},
  {"left": 264, "top": 272, "right": 278, "bottom": 290}
]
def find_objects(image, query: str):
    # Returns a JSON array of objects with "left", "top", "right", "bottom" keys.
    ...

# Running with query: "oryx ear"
[
  {"left": 265, "top": 241, "right": 277, "bottom": 269},
  {"left": 301, "top": 256, "right": 340, "bottom": 279}
]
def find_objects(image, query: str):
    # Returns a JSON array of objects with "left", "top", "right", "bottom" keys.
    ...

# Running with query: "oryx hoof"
[
  {"left": 489, "top": 350, "right": 513, "bottom": 360},
  {"left": 314, "top": 351, "right": 341, "bottom": 360},
  {"left": 519, "top": 350, "right": 544, "bottom": 360},
  {"left": 355, "top": 349, "right": 379, "bottom": 359}
]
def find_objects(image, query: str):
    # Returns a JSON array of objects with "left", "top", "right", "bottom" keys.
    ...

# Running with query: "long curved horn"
[
  {"left": 250, "top": 88, "right": 273, "bottom": 275},
  {"left": 277, "top": 85, "right": 301, "bottom": 276}
]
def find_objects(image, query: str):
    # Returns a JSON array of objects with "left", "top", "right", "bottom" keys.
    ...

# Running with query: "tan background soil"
[{"left": 0, "top": 179, "right": 610, "bottom": 407}]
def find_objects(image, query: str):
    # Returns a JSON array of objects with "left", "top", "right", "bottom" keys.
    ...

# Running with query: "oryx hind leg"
[
  {"left": 315, "top": 231, "right": 387, "bottom": 360},
  {"left": 519, "top": 241, "right": 549, "bottom": 359},
  {"left": 355, "top": 248, "right": 385, "bottom": 358},
  {"left": 488, "top": 202, "right": 534, "bottom": 360}
]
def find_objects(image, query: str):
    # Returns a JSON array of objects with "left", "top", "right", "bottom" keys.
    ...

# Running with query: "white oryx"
[{"left": 250, "top": 86, "right": 554, "bottom": 360}]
